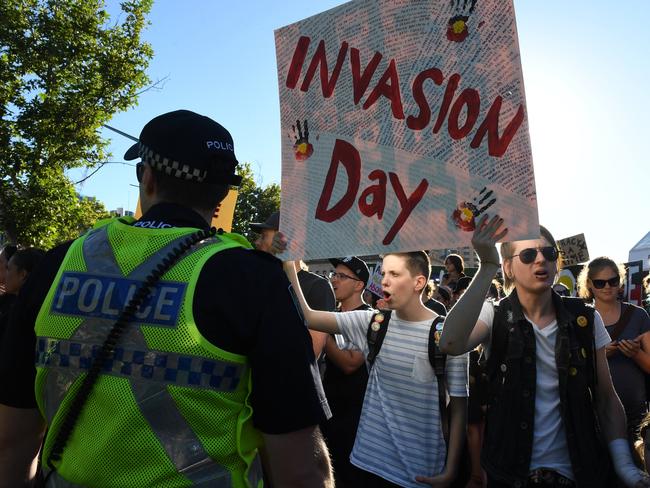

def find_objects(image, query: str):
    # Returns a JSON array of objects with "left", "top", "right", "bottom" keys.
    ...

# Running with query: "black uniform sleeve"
[
  {"left": 194, "top": 250, "right": 329, "bottom": 434},
  {"left": 0, "top": 242, "right": 71, "bottom": 408}
]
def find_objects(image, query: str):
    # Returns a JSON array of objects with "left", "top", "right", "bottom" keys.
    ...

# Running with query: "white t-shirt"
[
  {"left": 336, "top": 310, "right": 468, "bottom": 488},
  {"left": 478, "top": 301, "right": 610, "bottom": 480}
]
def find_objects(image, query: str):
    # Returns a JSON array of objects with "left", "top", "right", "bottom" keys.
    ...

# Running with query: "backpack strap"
[
  {"left": 608, "top": 303, "right": 634, "bottom": 342},
  {"left": 367, "top": 310, "right": 391, "bottom": 369},
  {"left": 428, "top": 315, "right": 450, "bottom": 442}
]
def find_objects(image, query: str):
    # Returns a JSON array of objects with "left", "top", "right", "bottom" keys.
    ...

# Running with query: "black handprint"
[
  {"left": 451, "top": 186, "right": 496, "bottom": 232},
  {"left": 291, "top": 119, "right": 314, "bottom": 161}
]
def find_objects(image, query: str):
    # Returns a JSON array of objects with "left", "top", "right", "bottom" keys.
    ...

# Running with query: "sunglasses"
[
  {"left": 591, "top": 277, "right": 620, "bottom": 289},
  {"left": 510, "top": 246, "right": 559, "bottom": 264},
  {"left": 328, "top": 271, "right": 361, "bottom": 282}
]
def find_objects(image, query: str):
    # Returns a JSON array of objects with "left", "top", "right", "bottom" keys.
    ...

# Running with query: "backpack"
[{"left": 366, "top": 311, "right": 448, "bottom": 439}]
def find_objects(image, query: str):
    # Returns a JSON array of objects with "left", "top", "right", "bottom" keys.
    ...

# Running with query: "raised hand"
[
  {"left": 471, "top": 215, "right": 507, "bottom": 266},
  {"left": 270, "top": 231, "right": 288, "bottom": 256}
]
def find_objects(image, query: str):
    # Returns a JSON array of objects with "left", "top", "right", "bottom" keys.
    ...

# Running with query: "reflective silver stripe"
[
  {"left": 247, "top": 455, "right": 263, "bottom": 487},
  {"left": 132, "top": 380, "right": 233, "bottom": 485},
  {"left": 44, "top": 471, "right": 83, "bottom": 487},
  {"left": 40, "top": 225, "right": 252, "bottom": 485}
]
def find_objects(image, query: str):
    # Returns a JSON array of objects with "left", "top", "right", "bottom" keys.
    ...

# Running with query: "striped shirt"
[{"left": 336, "top": 310, "right": 468, "bottom": 487}]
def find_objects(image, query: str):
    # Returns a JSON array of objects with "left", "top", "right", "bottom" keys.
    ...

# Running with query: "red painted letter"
[
  {"left": 350, "top": 48, "right": 383, "bottom": 105},
  {"left": 432, "top": 73, "right": 460, "bottom": 134},
  {"left": 315, "top": 139, "right": 361, "bottom": 222},
  {"left": 407, "top": 68, "right": 444, "bottom": 131},
  {"left": 448, "top": 88, "right": 480, "bottom": 140},
  {"left": 358, "top": 169, "right": 387, "bottom": 219},
  {"left": 383, "top": 173, "right": 428, "bottom": 245},
  {"left": 362, "top": 59, "right": 405, "bottom": 119},
  {"left": 300, "top": 39, "right": 349, "bottom": 98},
  {"left": 470, "top": 97, "right": 525, "bottom": 157},
  {"left": 285, "top": 36, "right": 311, "bottom": 89}
]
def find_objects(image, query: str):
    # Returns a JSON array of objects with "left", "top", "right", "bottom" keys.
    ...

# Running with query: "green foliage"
[
  {"left": 0, "top": 0, "right": 153, "bottom": 247},
  {"left": 231, "top": 162, "right": 281, "bottom": 243}
]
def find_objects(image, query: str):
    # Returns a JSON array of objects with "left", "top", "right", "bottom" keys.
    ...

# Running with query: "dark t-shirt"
[
  {"left": 424, "top": 298, "right": 447, "bottom": 316},
  {"left": 0, "top": 203, "right": 329, "bottom": 434},
  {"left": 606, "top": 303, "right": 650, "bottom": 431},
  {"left": 298, "top": 269, "right": 336, "bottom": 312}
]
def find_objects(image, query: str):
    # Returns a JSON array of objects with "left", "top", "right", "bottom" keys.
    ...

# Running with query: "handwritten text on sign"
[{"left": 276, "top": 0, "right": 538, "bottom": 260}]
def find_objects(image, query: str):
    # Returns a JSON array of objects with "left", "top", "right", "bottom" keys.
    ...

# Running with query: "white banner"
[{"left": 276, "top": 0, "right": 537, "bottom": 259}]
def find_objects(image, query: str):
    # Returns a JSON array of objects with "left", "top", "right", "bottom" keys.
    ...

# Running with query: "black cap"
[
  {"left": 249, "top": 211, "right": 280, "bottom": 233},
  {"left": 124, "top": 110, "right": 242, "bottom": 186},
  {"left": 329, "top": 256, "right": 370, "bottom": 287}
]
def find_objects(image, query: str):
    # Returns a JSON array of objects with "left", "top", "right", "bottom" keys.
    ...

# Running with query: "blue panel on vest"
[
  {"left": 51, "top": 272, "right": 186, "bottom": 327},
  {"left": 141, "top": 365, "right": 154, "bottom": 379},
  {"left": 36, "top": 338, "right": 245, "bottom": 392}
]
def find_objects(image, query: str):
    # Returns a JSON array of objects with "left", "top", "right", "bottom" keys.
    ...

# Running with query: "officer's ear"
[{"left": 141, "top": 164, "right": 158, "bottom": 197}]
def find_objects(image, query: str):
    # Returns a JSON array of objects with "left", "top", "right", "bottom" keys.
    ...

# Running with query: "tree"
[
  {"left": 0, "top": 0, "right": 153, "bottom": 247},
  {"left": 231, "top": 162, "right": 281, "bottom": 243}
]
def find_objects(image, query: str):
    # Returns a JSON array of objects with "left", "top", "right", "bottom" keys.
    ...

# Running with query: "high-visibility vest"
[{"left": 35, "top": 218, "right": 263, "bottom": 487}]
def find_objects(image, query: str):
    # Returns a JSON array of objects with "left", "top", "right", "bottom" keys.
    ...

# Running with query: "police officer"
[{"left": 0, "top": 110, "right": 333, "bottom": 488}]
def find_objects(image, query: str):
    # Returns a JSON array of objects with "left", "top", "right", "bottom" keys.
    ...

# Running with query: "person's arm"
[
  {"left": 261, "top": 426, "right": 333, "bottom": 488},
  {"left": 302, "top": 274, "right": 336, "bottom": 358},
  {"left": 440, "top": 215, "right": 506, "bottom": 355},
  {"left": 283, "top": 261, "right": 339, "bottom": 334},
  {"left": 616, "top": 332, "right": 650, "bottom": 374},
  {"left": 0, "top": 405, "right": 46, "bottom": 488},
  {"left": 323, "top": 335, "right": 365, "bottom": 374},
  {"left": 594, "top": 347, "right": 650, "bottom": 487},
  {"left": 414, "top": 396, "right": 467, "bottom": 487}
]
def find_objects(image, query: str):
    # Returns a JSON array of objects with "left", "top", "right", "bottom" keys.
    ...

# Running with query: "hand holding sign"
[{"left": 471, "top": 215, "right": 507, "bottom": 266}]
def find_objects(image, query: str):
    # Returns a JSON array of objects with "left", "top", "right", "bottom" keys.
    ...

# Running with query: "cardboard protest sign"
[
  {"left": 557, "top": 233, "right": 589, "bottom": 267},
  {"left": 275, "top": 0, "right": 537, "bottom": 260},
  {"left": 134, "top": 188, "right": 239, "bottom": 232},
  {"left": 625, "top": 260, "right": 647, "bottom": 306},
  {"left": 367, "top": 263, "right": 383, "bottom": 297}
]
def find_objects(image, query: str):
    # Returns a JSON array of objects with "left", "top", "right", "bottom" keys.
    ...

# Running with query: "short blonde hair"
[
  {"left": 499, "top": 225, "right": 561, "bottom": 294},
  {"left": 577, "top": 257, "right": 626, "bottom": 300}
]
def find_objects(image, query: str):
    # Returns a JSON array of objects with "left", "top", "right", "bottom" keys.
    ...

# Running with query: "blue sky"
[{"left": 71, "top": 0, "right": 650, "bottom": 264}]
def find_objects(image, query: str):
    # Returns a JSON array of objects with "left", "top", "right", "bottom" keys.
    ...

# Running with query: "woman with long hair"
[
  {"left": 577, "top": 257, "right": 650, "bottom": 446},
  {"left": 440, "top": 216, "right": 649, "bottom": 488},
  {"left": 441, "top": 253, "right": 466, "bottom": 289}
]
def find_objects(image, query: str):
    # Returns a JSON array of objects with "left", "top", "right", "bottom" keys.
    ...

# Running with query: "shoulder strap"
[
  {"left": 608, "top": 303, "right": 634, "bottom": 342},
  {"left": 428, "top": 315, "right": 450, "bottom": 442},
  {"left": 367, "top": 310, "right": 391, "bottom": 368},
  {"left": 428, "top": 316, "right": 446, "bottom": 375}
]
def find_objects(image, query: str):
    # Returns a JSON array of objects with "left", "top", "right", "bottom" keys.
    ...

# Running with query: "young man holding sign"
[{"left": 278, "top": 238, "right": 468, "bottom": 488}]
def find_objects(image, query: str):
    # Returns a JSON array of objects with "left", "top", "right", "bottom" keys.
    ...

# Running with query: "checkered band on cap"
[{"left": 139, "top": 143, "right": 207, "bottom": 183}]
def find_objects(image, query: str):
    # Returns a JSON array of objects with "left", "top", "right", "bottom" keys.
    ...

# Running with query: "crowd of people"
[{"left": 0, "top": 109, "right": 649, "bottom": 488}]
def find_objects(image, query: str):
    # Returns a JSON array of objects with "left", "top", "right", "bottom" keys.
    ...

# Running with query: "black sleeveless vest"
[{"left": 481, "top": 289, "right": 611, "bottom": 487}]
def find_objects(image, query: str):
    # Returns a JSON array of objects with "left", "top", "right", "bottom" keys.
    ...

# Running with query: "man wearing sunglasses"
[
  {"left": 0, "top": 110, "right": 333, "bottom": 488},
  {"left": 442, "top": 219, "right": 650, "bottom": 488}
]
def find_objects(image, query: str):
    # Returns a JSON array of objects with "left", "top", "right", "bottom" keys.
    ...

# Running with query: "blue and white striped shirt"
[{"left": 336, "top": 310, "right": 468, "bottom": 487}]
